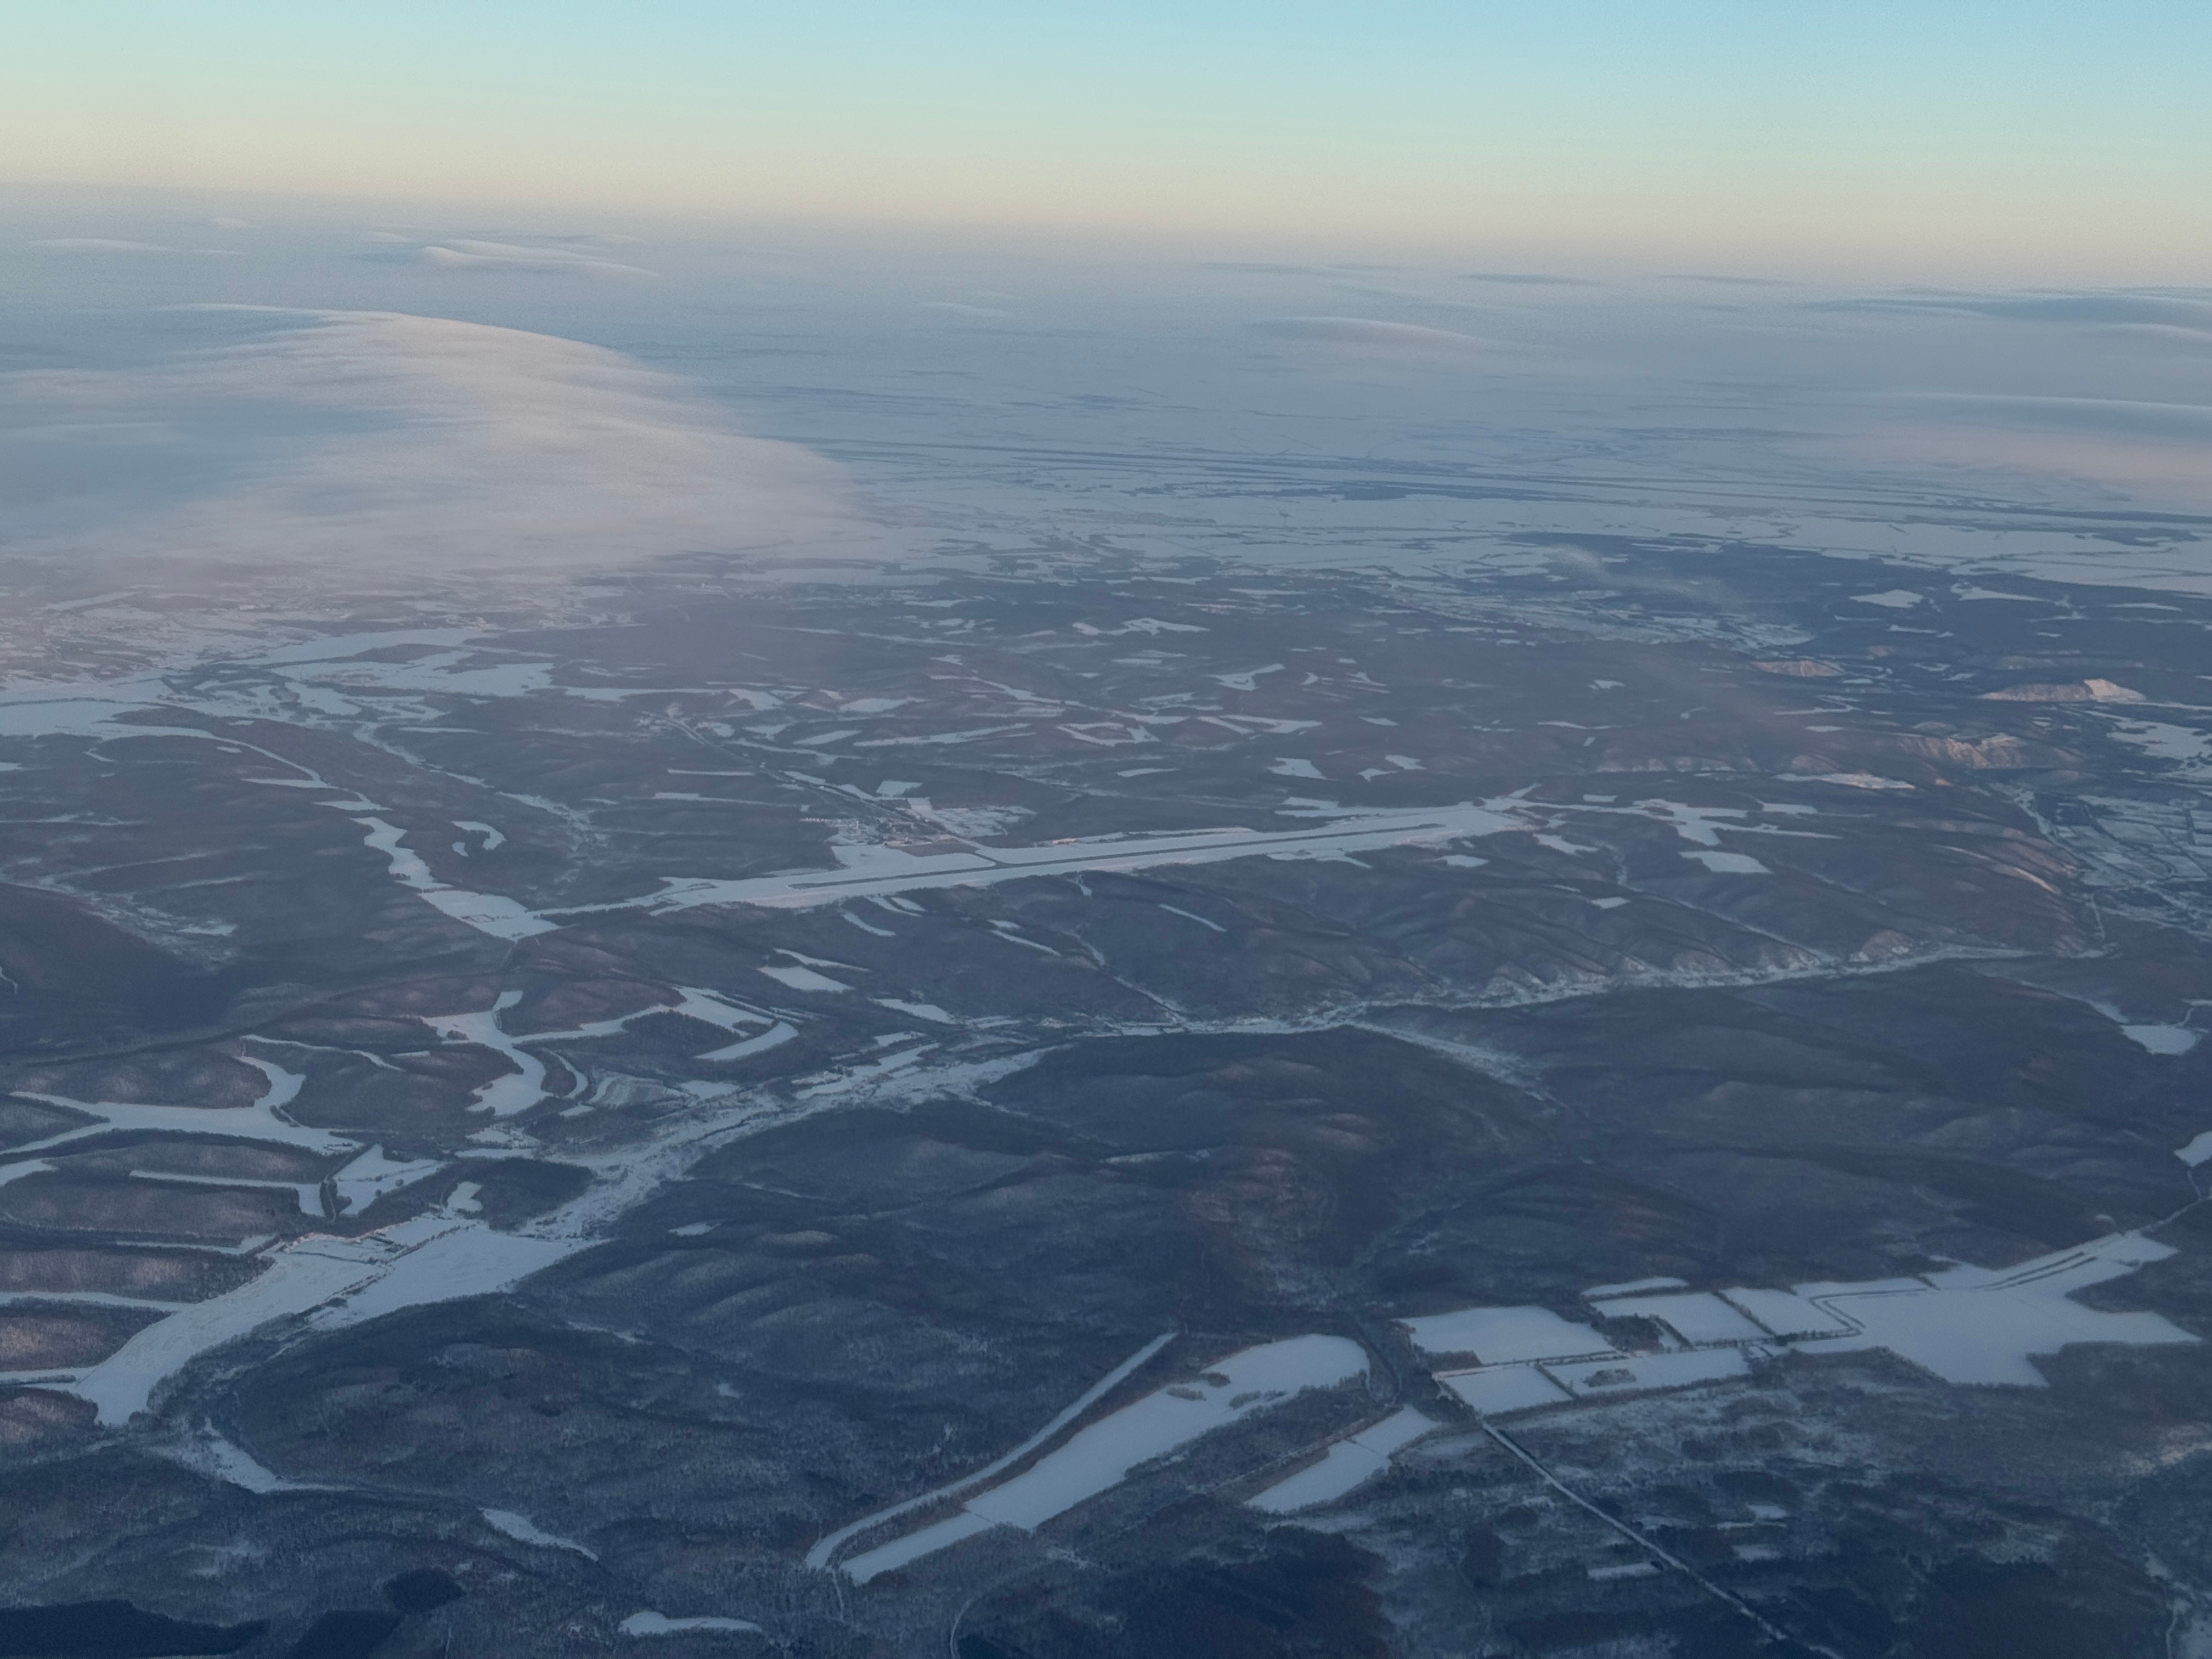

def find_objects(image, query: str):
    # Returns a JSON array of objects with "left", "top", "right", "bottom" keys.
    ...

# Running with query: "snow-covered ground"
[
  {"left": 1437, "top": 1365, "right": 1575, "bottom": 1416},
  {"left": 619, "top": 1612, "right": 761, "bottom": 1637},
  {"left": 354, "top": 817, "right": 558, "bottom": 941},
  {"left": 483, "top": 1508, "right": 598, "bottom": 1559},
  {"left": 1401, "top": 1305, "right": 1618, "bottom": 1365},
  {"left": 1785, "top": 1233, "right": 2196, "bottom": 1386},
  {"left": 1407, "top": 1231, "right": 2198, "bottom": 1416},
  {"left": 32, "top": 1211, "right": 589, "bottom": 1424},
  {"left": 1246, "top": 1407, "right": 1437, "bottom": 1514},
  {"left": 842, "top": 1335, "right": 1368, "bottom": 1583},
  {"left": 1549, "top": 1349, "right": 1751, "bottom": 1398},
  {"left": 331, "top": 1146, "right": 445, "bottom": 1215},
  {"left": 1587, "top": 1291, "right": 1769, "bottom": 1346},
  {"left": 805, "top": 1333, "right": 1176, "bottom": 1572}
]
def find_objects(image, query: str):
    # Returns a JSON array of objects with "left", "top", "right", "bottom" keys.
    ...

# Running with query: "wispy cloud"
[
  {"left": 1461, "top": 270, "right": 1597, "bottom": 287},
  {"left": 1810, "top": 293, "right": 2212, "bottom": 332},
  {"left": 29, "top": 238, "right": 243, "bottom": 256},
  {"left": 417, "top": 239, "right": 656, "bottom": 277},
  {"left": 1247, "top": 315, "right": 1513, "bottom": 354},
  {"left": 1658, "top": 272, "right": 1797, "bottom": 287}
]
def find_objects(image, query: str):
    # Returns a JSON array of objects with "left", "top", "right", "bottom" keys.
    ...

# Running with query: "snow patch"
[
  {"left": 483, "top": 1508, "right": 597, "bottom": 1559},
  {"left": 619, "top": 1612, "right": 761, "bottom": 1637},
  {"left": 1246, "top": 1407, "right": 1436, "bottom": 1514}
]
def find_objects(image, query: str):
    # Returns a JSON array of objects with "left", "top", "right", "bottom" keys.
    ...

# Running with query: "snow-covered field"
[
  {"left": 1548, "top": 1348, "right": 1752, "bottom": 1398},
  {"left": 1787, "top": 1233, "right": 2196, "bottom": 1386},
  {"left": 842, "top": 1335, "right": 1368, "bottom": 1582},
  {"left": 1437, "top": 1365, "right": 1575, "bottom": 1416},
  {"left": 1407, "top": 1231, "right": 2197, "bottom": 1418},
  {"left": 1587, "top": 1291, "right": 1770, "bottom": 1346},
  {"left": 1246, "top": 1407, "right": 1437, "bottom": 1514},
  {"left": 1401, "top": 1305, "right": 1618, "bottom": 1366}
]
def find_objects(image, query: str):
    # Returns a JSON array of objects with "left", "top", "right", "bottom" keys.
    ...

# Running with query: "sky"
[{"left": 7, "top": 1, "right": 2209, "bottom": 278}]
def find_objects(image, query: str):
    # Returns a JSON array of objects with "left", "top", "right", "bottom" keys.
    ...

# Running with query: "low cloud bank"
[
  {"left": 0, "top": 308, "right": 867, "bottom": 582},
  {"left": 1841, "top": 392, "right": 2212, "bottom": 507}
]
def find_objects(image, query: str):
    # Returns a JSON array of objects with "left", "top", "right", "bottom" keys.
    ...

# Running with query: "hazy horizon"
[{"left": 8, "top": 1, "right": 2209, "bottom": 283}]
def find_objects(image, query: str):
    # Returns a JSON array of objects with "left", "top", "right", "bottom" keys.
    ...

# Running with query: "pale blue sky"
[{"left": 8, "top": 2, "right": 2207, "bottom": 272}]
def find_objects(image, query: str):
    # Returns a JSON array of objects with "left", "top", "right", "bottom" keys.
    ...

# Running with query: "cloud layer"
[
  {"left": 0, "top": 309, "right": 867, "bottom": 582},
  {"left": 1246, "top": 315, "right": 1513, "bottom": 356}
]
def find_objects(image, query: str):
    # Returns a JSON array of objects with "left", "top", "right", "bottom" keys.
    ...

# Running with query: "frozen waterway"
[
  {"left": 58, "top": 1240, "right": 388, "bottom": 1424},
  {"left": 40, "top": 1213, "right": 589, "bottom": 1424},
  {"left": 483, "top": 1508, "right": 597, "bottom": 1559},
  {"left": 353, "top": 818, "right": 558, "bottom": 940},
  {"left": 6, "top": 1062, "right": 346, "bottom": 1162},
  {"left": 308, "top": 1215, "right": 585, "bottom": 1330},
  {"left": 427, "top": 995, "right": 546, "bottom": 1117},
  {"left": 165, "top": 1424, "right": 331, "bottom": 1494},
  {"left": 2124, "top": 1023, "right": 2202, "bottom": 1055},
  {"left": 556, "top": 802, "right": 1524, "bottom": 923},
  {"left": 332, "top": 1146, "right": 445, "bottom": 1214},
  {"left": 425, "top": 985, "right": 782, "bottom": 1118}
]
